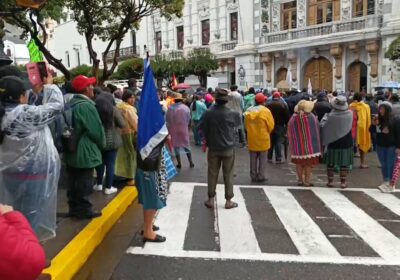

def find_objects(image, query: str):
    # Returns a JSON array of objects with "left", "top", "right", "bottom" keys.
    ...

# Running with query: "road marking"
[
  {"left": 216, "top": 186, "right": 261, "bottom": 254},
  {"left": 264, "top": 187, "right": 340, "bottom": 257},
  {"left": 144, "top": 182, "right": 193, "bottom": 253},
  {"left": 314, "top": 189, "right": 400, "bottom": 261},
  {"left": 364, "top": 189, "right": 400, "bottom": 216}
]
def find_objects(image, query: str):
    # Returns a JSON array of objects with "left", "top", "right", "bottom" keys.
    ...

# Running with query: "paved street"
[{"left": 76, "top": 147, "right": 400, "bottom": 280}]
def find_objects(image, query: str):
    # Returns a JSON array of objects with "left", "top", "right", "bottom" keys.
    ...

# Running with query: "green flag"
[{"left": 27, "top": 39, "right": 43, "bottom": 62}]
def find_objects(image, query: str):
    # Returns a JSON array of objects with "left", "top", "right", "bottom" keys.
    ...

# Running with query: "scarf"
[
  {"left": 288, "top": 112, "right": 321, "bottom": 158},
  {"left": 349, "top": 102, "right": 372, "bottom": 152},
  {"left": 321, "top": 109, "right": 353, "bottom": 147}
]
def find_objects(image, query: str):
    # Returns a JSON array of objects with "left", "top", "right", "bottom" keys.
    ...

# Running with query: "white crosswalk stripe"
[{"left": 128, "top": 182, "right": 400, "bottom": 266}]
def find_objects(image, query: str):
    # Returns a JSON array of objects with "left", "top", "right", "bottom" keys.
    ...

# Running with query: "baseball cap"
[
  {"left": 71, "top": 75, "right": 96, "bottom": 93},
  {"left": 255, "top": 93, "right": 267, "bottom": 103},
  {"left": 272, "top": 92, "right": 281, "bottom": 99},
  {"left": 0, "top": 76, "right": 28, "bottom": 103}
]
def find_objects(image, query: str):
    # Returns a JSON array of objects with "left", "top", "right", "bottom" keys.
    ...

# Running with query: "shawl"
[
  {"left": 117, "top": 101, "right": 138, "bottom": 135},
  {"left": 349, "top": 102, "right": 372, "bottom": 152},
  {"left": 166, "top": 103, "right": 191, "bottom": 148},
  {"left": 320, "top": 109, "right": 353, "bottom": 147},
  {"left": 288, "top": 112, "right": 321, "bottom": 159}
]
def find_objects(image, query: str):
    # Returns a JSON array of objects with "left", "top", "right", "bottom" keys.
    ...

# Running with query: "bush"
[
  {"left": 111, "top": 58, "right": 144, "bottom": 80},
  {"left": 70, "top": 64, "right": 93, "bottom": 78}
]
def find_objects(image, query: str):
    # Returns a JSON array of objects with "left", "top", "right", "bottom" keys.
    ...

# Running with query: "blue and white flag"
[{"left": 138, "top": 59, "right": 168, "bottom": 160}]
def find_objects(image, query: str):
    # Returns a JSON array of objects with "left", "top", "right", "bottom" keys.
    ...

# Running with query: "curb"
[{"left": 42, "top": 186, "right": 138, "bottom": 280}]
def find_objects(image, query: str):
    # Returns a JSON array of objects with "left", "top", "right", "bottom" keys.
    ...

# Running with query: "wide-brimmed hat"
[
  {"left": 173, "top": 92, "right": 183, "bottom": 100},
  {"left": 215, "top": 88, "right": 229, "bottom": 101},
  {"left": 332, "top": 95, "right": 348, "bottom": 111},
  {"left": 295, "top": 100, "right": 314, "bottom": 113}
]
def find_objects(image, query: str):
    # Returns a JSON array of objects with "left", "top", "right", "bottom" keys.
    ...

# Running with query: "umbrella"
[{"left": 174, "top": 83, "right": 192, "bottom": 90}]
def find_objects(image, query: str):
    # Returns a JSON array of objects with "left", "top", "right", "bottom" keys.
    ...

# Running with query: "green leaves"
[
  {"left": 385, "top": 37, "right": 400, "bottom": 61},
  {"left": 70, "top": 64, "right": 93, "bottom": 78},
  {"left": 110, "top": 58, "right": 144, "bottom": 79},
  {"left": 187, "top": 48, "right": 218, "bottom": 76}
]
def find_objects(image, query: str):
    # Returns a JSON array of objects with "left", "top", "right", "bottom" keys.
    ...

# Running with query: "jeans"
[
  {"left": 268, "top": 125, "right": 285, "bottom": 161},
  {"left": 192, "top": 120, "right": 202, "bottom": 145},
  {"left": 96, "top": 149, "right": 118, "bottom": 189},
  {"left": 67, "top": 167, "right": 94, "bottom": 215},
  {"left": 376, "top": 146, "right": 396, "bottom": 181},
  {"left": 207, "top": 149, "right": 235, "bottom": 200}
]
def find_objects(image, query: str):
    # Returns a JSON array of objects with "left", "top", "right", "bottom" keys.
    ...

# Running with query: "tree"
[
  {"left": 68, "top": 0, "right": 184, "bottom": 82},
  {"left": 70, "top": 64, "right": 93, "bottom": 78},
  {"left": 1, "top": 0, "right": 70, "bottom": 78},
  {"left": 1, "top": 0, "right": 184, "bottom": 82},
  {"left": 110, "top": 58, "right": 143, "bottom": 80},
  {"left": 385, "top": 37, "right": 400, "bottom": 61},
  {"left": 187, "top": 48, "right": 218, "bottom": 88}
]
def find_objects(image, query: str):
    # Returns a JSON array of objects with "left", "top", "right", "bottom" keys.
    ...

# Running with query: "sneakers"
[
  {"left": 104, "top": 186, "right": 118, "bottom": 195},
  {"left": 378, "top": 182, "right": 394, "bottom": 193},
  {"left": 93, "top": 184, "right": 103, "bottom": 191}
]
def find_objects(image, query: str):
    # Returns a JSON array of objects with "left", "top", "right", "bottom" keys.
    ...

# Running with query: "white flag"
[{"left": 307, "top": 78, "right": 312, "bottom": 96}]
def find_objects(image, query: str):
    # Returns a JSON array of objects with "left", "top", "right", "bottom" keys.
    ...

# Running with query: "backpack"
[{"left": 61, "top": 101, "right": 85, "bottom": 153}]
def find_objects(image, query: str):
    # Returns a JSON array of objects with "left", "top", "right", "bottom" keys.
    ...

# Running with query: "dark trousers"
[
  {"left": 268, "top": 125, "right": 285, "bottom": 161},
  {"left": 96, "top": 149, "right": 118, "bottom": 189},
  {"left": 250, "top": 151, "right": 268, "bottom": 181},
  {"left": 207, "top": 149, "right": 235, "bottom": 200},
  {"left": 192, "top": 120, "right": 202, "bottom": 146},
  {"left": 67, "top": 166, "right": 94, "bottom": 215}
]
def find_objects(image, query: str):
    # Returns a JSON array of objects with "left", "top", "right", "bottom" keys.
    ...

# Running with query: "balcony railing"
[
  {"left": 261, "top": 15, "right": 381, "bottom": 44},
  {"left": 105, "top": 46, "right": 140, "bottom": 61},
  {"left": 220, "top": 41, "right": 238, "bottom": 52}
]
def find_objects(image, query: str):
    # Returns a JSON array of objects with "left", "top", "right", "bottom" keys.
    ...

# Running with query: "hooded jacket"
[{"left": 244, "top": 105, "right": 275, "bottom": 151}]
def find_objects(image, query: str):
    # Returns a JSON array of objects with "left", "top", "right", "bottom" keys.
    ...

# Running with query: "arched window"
[
  {"left": 353, "top": 0, "right": 375, "bottom": 17},
  {"left": 308, "top": 0, "right": 340, "bottom": 25}
]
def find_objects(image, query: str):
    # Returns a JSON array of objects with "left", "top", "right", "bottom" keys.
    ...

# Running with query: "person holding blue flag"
[{"left": 136, "top": 58, "right": 170, "bottom": 243}]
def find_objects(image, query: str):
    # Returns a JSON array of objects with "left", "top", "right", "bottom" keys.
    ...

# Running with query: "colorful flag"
[{"left": 137, "top": 59, "right": 168, "bottom": 160}]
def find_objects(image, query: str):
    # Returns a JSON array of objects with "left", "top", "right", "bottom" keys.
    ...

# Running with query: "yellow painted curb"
[{"left": 43, "top": 186, "right": 138, "bottom": 280}]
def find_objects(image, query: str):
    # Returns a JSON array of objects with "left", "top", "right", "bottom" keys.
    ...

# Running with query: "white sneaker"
[
  {"left": 104, "top": 187, "right": 118, "bottom": 195},
  {"left": 378, "top": 182, "right": 393, "bottom": 193},
  {"left": 93, "top": 184, "right": 103, "bottom": 191}
]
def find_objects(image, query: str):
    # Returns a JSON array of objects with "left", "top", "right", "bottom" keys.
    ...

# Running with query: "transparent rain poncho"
[{"left": 0, "top": 84, "right": 63, "bottom": 241}]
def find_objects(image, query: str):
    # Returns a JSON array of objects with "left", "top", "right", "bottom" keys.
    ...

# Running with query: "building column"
[
  {"left": 271, "top": 1, "right": 280, "bottom": 32},
  {"left": 261, "top": 53, "right": 273, "bottom": 90},
  {"left": 287, "top": 50, "right": 298, "bottom": 89},
  {"left": 237, "top": 0, "right": 253, "bottom": 45},
  {"left": 340, "top": 0, "right": 351, "bottom": 21},
  {"left": 330, "top": 44, "right": 343, "bottom": 92},
  {"left": 366, "top": 40, "right": 380, "bottom": 90}
]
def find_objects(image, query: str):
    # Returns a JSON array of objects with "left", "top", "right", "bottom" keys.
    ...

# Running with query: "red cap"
[
  {"left": 71, "top": 75, "right": 96, "bottom": 93},
  {"left": 255, "top": 93, "right": 267, "bottom": 104},
  {"left": 273, "top": 92, "right": 281, "bottom": 99}
]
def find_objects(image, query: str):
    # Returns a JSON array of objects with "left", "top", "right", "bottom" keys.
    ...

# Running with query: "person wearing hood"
[
  {"left": 267, "top": 92, "right": 290, "bottom": 163},
  {"left": 313, "top": 92, "right": 332, "bottom": 121},
  {"left": 190, "top": 92, "right": 207, "bottom": 146},
  {"left": 243, "top": 87, "right": 256, "bottom": 112},
  {"left": 288, "top": 100, "right": 321, "bottom": 187},
  {"left": 227, "top": 85, "right": 246, "bottom": 147},
  {"left": 0, "top": 75, "right": 63, "bottom": 241},
  {"left": 287, "top": 89, "right": 309, "bottom": 115},
  {"left": 244, "top": 93, "right": 275, "bottom": 182},
  {"left": 349, "top": 93, "right": 371, "bottom": 169},
  {"left": 373, "top": 102, "right": 396, "bottom": 190},
  {"left": 320, "top": 96, "right": 354, "bottom": 188}
]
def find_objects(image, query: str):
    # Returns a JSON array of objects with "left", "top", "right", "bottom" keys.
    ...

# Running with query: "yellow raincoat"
[
  {"left": 350, "top": 101, "right": 371, "bottom": 153},
  {"left": 244, "top": 105, "right": 275, "bottom": 152}
]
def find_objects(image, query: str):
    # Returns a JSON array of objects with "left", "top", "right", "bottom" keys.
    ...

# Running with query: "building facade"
[{"left": 49, "top": 0, "right": 400, "bottom": 92}]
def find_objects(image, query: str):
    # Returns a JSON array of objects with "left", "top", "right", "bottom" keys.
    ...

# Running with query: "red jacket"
[{"left": 0, "top": 211, "right": 46, "bottom": 280}]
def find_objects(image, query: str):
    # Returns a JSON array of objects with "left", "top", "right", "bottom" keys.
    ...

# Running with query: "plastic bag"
[{"left": 0, "top": 84, "right": 63, "bottom": 241}]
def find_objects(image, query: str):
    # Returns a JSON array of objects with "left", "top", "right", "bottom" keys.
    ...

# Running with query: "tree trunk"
[{"left": 198, "top": 74, "right": 207, "bottom": 88}]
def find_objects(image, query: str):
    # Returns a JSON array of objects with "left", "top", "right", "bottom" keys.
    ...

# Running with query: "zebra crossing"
[{"left": 127, "top": 182, "right": 400, "bottom": 266}]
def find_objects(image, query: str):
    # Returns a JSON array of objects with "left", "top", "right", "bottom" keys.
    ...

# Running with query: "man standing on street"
[
  {"left": 245, "top": 93, "right": 275, "bottom": 182},
  {"left": 267, "top": 92, "right": 290, "bottom": 164},
  {"left": 227, "top": 85, "right": 245, "bottom": 147},
  {"left": 65, "top": 75, "right": 105, "bottom": 219},
  {"left": 200, "top": 88, "right": 241, "bottom": 209}
]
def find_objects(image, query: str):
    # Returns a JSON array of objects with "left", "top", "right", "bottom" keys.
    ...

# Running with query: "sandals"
[
  {"left": 225, "top": 202, "right": 239, "bottom": 209},
  {"left": 204, "top": 201, "right": 214, "bottom": 209},
  {"left": 143, "top": 234, "right": 166, "bottom": 243},
  {"left": 360, "top": 165, "right": 369, "bottom": 169},
  {"left": 140, "top": 225, "right": 160, "bottom": 235}
]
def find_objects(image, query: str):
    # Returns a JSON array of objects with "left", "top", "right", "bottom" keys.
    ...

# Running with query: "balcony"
[
  {"left": 220, "top": 41, "right": 238, "bottom": 52},
  {"left": 105, "top": 46, "right": 140, "bottom": 62},
  {"left": 261, "top": 15, "right": 382, "bottom": 45}
]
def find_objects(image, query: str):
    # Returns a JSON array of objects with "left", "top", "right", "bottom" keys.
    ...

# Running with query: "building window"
[
  {"left": 65, "top": 51, "right": 70, "bottom": 68},
  {"left": 230, "top": 12, "right": 238, "bottom": 41},
  {"left": 176, "top": 26, "right": 184, "bottom": 50},
  {"left": 281, "top": 1, "right": 297, "bottom": 30},
  {"left": 201, "top": 19, "right": 210, "bottom": 45},
  {"left": 308, "top": 0, "right": 340, "bottom": 26},
  {"left": 353, "top": 0, "right": 375, "bottom": 17},
  {"left": 155, "top": 31, "right": 162, "bottom": 54}
]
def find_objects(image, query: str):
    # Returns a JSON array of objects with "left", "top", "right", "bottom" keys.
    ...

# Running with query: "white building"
[
  {"left": 49, "top": 0, "right": 400, "bottom": 92},
  {"left": 3, "top": 22, "right": 30, "bottom": 66}
]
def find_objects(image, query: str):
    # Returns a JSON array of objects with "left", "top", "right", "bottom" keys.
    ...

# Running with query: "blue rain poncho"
[{"left": 0, "top": 84, "right": 63, "bottom": 241}]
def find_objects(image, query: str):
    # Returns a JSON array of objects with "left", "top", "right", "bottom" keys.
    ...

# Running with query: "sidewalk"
[{"left": 38, "top": 167, "right": 137, "bottom": 280}]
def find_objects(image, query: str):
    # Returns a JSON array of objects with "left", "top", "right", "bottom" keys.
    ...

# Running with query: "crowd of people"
[{"left": 1, "top": 60, "right": 400, "bottom": 278}]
